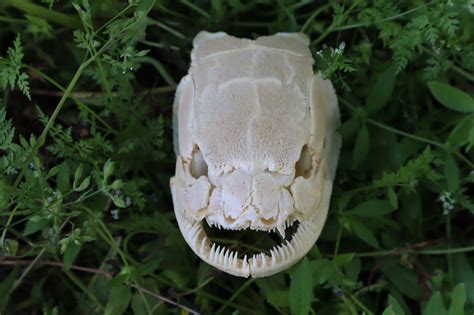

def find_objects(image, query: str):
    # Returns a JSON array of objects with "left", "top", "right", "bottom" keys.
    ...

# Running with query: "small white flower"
[
  {"left": 125, "top": 197, "right": 132, "bottom": 207},
  {"left": 110, "top": 209, "right": 120, "bottom": 220},
  {"left": 438, "top": 191, "right": 455, "bottom": 215}
]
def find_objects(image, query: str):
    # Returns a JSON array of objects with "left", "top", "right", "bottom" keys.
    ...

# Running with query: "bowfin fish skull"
[{"left": 170, "top": 31, "right": 341, "bottom": 278}]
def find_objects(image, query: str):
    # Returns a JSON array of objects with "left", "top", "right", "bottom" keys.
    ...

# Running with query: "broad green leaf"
[
  {"left": 351, "top": 219, "right": 379, "bottom": 248},
  {"left": 344, "top": 258, "right": 361, "bottom": 282},
  {"left": 63, "top": 242, "right": 81, "bottom": 269},
  {"left": 423, "top": 292, "right": 447, "bottom": 315},
  {"left": 56, "top": 162, "right": 70, "bottom": 194},
  {"left": 444, "top": 154, "right": 460, "bottom": 192},
  {"left": 448, "top": 283, "right": 466, "bottom": 315},
  {"left": 333, "top": 253, "right": 354, "bottom": 266},
  {"left": 367, "top": 65, "right": 397, "bottom": 113},
  {"left": 74, "top": 176, "right": 90, "bottom": 192},
  {"left": 453, "top": 254, "right": 474, "bottom": 304},
  {"left": 448, "top": 115, "right": 474, "bottom": 148},
  {"left": 289, "top": 257, "right": 313, "bottom": 315},
  {"left": 104, "top": 283, "right": 132, "bottom": 315},
  {"left": 381, "top": 261, "right": 422, "bottom": 300},
  {"left": 23, "top": 216, "right": 49, "bottom": 236},
  {"left": 256, "top": 273, "right": 290, "bottom": 308},
  {"left": 73, "top": 164, "right": 83, "bottom": 188},
  {"left": 388, "top": 187, "right": 398, "bottom": 209},
  {"left": 352, "top": 124, "right": 370, "bottom": 168},
  {"left": 387, "top": 295, "right": 405, "bottom": 315},
  {"left": 103, "top": 159, "right": 114, "bottom": 180},
  {"left": 428, "top": 81, "right": 474, "bottom": 113},
  {"left": 383, "top": 305, "right": 395, "bottom": 315},
  {"left": 350, "top": 199, "right": 394, "bottom": 217}
]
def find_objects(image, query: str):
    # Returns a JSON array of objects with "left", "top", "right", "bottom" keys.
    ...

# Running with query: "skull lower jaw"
[{"left": 172, "top": 179, "right": 333, "bottom": 278}]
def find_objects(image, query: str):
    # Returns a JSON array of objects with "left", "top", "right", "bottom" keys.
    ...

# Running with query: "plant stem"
[
  {"left": 333, "top": 3, "right": 431, "bottom": 32},
  {"left": 340, "top": 98, "right": 474, "bottom": 168},
  {"left": 4, "top": 0, "right": 81, "bottom": 28},
  {"left": 300, "top": 4, "right": 330, "bottom": 33},
  {"left": 446, "top": 213, "right": 453, "bottom": 280},
  {"left": 334, "top": 225, "right": 343, "bottom": 256},
  {"left": 350, "top": 293, "right": 374, "bottom": 315},
  {"left": 62, "top": 267, "right": 105, "bottom": 310},
  {"left": 216, "top": 278, "right": 255, "bottom": 314},
  {"left": 341, "top": 295, "right": 358, "bottom": 315},
  {"left": 13, "top": 61, "right": 88, "bottom": 188}
]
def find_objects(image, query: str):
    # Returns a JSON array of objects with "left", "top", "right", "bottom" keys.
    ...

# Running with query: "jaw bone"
[{"left": 171, "top": 175, "right": 332, "bottom": 278}]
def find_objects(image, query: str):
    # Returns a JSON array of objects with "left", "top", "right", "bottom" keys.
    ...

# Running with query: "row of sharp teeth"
[
  {"left": 207, "top": 217, "right": 297, "bottom": 238},
  {"left": 182, "top": 217, "right": 315, "bottom": 277}
]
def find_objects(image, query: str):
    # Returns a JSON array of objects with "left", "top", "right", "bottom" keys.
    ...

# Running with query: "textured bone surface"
[{"left": 170, "top": 31, "right": 341, "bottom": 278}]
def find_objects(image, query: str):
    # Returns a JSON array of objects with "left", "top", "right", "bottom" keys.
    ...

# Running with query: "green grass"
[{"left": 1, "top": 0, "right": 474, "bottom": 314}]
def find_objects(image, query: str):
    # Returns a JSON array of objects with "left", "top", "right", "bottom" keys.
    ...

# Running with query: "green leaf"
[
  {"left": 256, "top": 274, "right": 290, "bottom": 308},
  {"left": 74, "top": 176, "right": 90, "bottom": 192},
  {"left": 352, "top": 124, "right": 370, "bottom": 168},
  {"left": 387, "top": 295, "right": 406, "bottom": 315},
  {"left": 23, "top": 216, "right": 49, "bottom": 236},
  {"left": 344, "top": 258, "right": 361, "bottom": 282},
  {"left": 289, "top": 257, "right": 313, "bottom": 315},
  {"left": 381, "top": 261, "right": 422, "bottom": 300},
  {"left": 73, "top": 164, "right": 83, "bottom": 186},
  {"left": 383, "top": 305, "right": 395, "bottom": 315},
  {"left": 448, "top": 115, "right": 473, "bottom": 148},
  {"left": 351, "top": 219, "right": 379, "bottom": 248},
  {"left": 112, "top": 195, "right": 126, "bottom": 208},
  {"left": 448, "top": 283, "right": 466, "bottom": 315},
  {"left": 103, "top": 159, "right": 114, "bottom": 180},
  {"left": 350, "top": 199, "right": 394, "bottom": 217},
  {"left": 56, "top": 163, "right": 70, "bottom": 195},
  {"left": 428, "top": 81, "right": 474, "bottom": 113},
  {"left": 104, "top": 283, "right": 132, "bottom": 315},
  {"left": 423, "top": 292, "right": 447, "bottom": 315},
  {"left": 367, "top": 65, "right": 397, "bottom": 113},
  {"left": 333, "top": 253, "right": 354, "bottom": 267},
  {"left": 444, "top": 154, "right": 460, "bottom": 192},
  {"left": 388, "top": 187, "right": 398, "bottom": 209},
  {"left": 453, "top": 254, "right": 474, "bottom": 304},
  {"left": 63, "top": 242, "right": 81, "bottom": 269}
]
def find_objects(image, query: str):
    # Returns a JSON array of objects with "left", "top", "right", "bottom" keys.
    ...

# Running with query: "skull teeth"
[{"left": 182, "top": 218, "right": 317, "bottom": 278}]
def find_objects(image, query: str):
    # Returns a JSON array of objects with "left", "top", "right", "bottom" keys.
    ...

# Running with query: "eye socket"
[
  {"left": 190, "top": 146, "right": 208, "bottom": 178},
  {"left": 295, "top": 145, "right": 312, "bottom": 178}
]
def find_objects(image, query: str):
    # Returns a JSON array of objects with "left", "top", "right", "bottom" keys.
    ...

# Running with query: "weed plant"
[{"left": 1, "top": 1, "right": 474, "bottom": 314}]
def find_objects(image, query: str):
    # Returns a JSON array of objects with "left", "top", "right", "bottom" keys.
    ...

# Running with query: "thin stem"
[
  {"left": 446, "top": 213, "right": 453, "bottom": 280},
  {"left": 311, "top": 0, "right": 362, "bottom": 46},
  {"left": 0, "top": 259, "right": 113, "bottom": 278},
  {"left": 341, "top": 295, "right": 358, "bottom": 315},
  {"left": 62, "top": 267, "right": 105, "bottom": 310},
  {"left": 216, "top": 278, "right": 255, "bottom": 314},
  {"left": 333, "top": 3, "right": 431, "bottom": 32},
  {"left": 340, "top": 98, "right": 474, "bottom": 168},
  {"left": 13, "top": 61, "right": 88, "bottom": 188},
  {"left": 136, "top": 56, "right": 176, "bottom": 86},
  {"left": 4, "top": 0, "right": 81, "bottom": 28},
  {"left": 350, "top": 293, "right": 374, "bottom": 315},
  {"left": 179, "top": 0, "right": 210, "bottom": 18},
  {"left": 148, "top": 18, "right": 185, "bottom": 39},
  {"left": 333, "top": 225, "right": 343, "bottom": 256},
  {"left": 24, "top": 64, "right": 114, "bottom": 131},
  {"left": 130, "top": 284, "right": 201, "bottom": 315},
  {"left": 1, "top": 204, "right": 21, "bottom": 251},
  {"left": 300, "top": 4, "right": 331, "bottom": 33},
  {"left": 10, "top": 248, "right": 45, "bottom": 293}
]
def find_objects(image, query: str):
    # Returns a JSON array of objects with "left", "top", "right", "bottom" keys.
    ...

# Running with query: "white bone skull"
[{"left": 170, "top": 31, "right": 341, "bottom": 278}]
